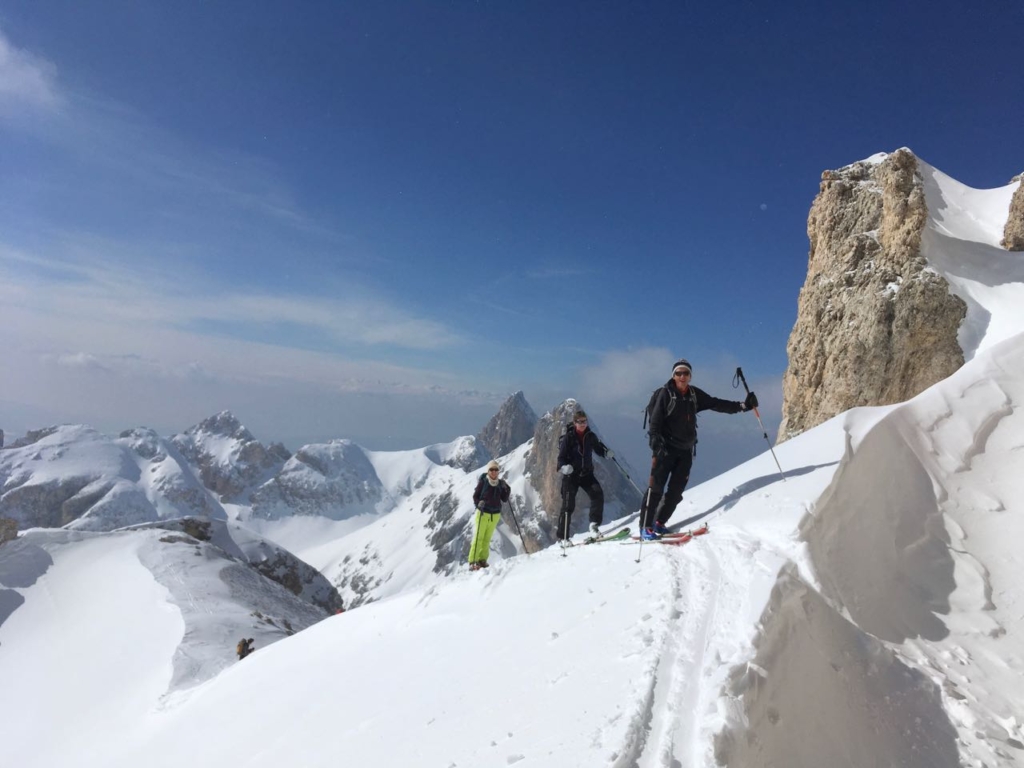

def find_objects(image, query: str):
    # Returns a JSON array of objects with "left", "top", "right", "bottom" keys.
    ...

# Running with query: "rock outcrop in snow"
[
  {"left": 779, "top": 149, "right": 967, "bottom": 440},
  {"left": 1003, "top": 172, "right": 1024, "bottom": 250},
  {"left": 0, "top": 518, "right": 15, "bottom": 546}
]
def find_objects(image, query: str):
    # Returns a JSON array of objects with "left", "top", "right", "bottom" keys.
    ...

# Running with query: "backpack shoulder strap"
[{"left": 665, "top": 387, "right": 677, "bottom": 416}]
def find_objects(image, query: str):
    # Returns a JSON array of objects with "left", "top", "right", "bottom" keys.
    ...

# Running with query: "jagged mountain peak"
[
  {"left": 171, "top": 413, "right": 291, "bottom": 502},
  {"left": 186, "top": 410, "right": 255, "bottom": 442},
  {"left": 476, "top": 391, "right": 538, "bottom": 459}
]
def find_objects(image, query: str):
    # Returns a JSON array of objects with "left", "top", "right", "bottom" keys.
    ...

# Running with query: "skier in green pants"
[{"left": 469, "top": 460, "right": 511, "bottom": 571}]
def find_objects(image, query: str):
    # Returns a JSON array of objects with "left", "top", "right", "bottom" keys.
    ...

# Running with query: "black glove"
[
  {"left": 649, "top": 433, "right": 665, "bottom": 455},
  {"left": 744, "top": 391, "right": 758, "bottom": 410}
]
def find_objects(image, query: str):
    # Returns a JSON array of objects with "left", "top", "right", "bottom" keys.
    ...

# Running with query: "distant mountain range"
[{"left": 0, "top": 391, "right": 641, "bottom": 608}]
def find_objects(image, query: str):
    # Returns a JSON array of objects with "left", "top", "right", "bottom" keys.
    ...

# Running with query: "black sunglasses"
[{"left": 673, "top": 370, "right": 691, "bottom": 377}]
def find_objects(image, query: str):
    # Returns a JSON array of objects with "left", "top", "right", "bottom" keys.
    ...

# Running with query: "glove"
[
  {"left": 560, "top": 464, "right": 574, "bottom": 476},
  {"left": 743, "top": 391, "right": 758, "bottom": 411},
  {"left": 605, "top": 449, "right": 614, "bottom": 460},
  {"left": 649, "top": 434, "right": 665, "bottom": 455}
]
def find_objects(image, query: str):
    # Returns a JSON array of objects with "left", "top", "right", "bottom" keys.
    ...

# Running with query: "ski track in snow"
[
  {"left": 607, "top": 531, "right": 746, "bottom": 768},
  {"left": 638, "top": 542, "right": 716, "bottom": 768}
]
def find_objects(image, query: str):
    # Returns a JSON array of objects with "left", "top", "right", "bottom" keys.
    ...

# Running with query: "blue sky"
[{"left": 1, "top": 1, "right": 1022, "bottom": 479}]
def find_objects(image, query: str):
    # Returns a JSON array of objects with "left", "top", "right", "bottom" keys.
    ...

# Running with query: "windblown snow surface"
[{"left": 1, "top": 158, "right": 1023, "bottom": 767}]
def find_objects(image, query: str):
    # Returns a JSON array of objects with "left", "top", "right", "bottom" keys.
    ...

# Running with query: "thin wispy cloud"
[
  {"left": 525, "top": 265, "right": 591, "bottom": 279},
  {"left": 0, "top": 27, "right": 60, "bottom": 112},
  {"left": 1, "top": 53, "right": 353, "bottom": 256},
  {"left": 0, "top": 245, "right": 463, "bottom": 352}
]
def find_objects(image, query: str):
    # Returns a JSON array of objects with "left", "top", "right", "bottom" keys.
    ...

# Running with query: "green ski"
[{"left": 585, "top": 528, "right": 630, "bottom": 548}]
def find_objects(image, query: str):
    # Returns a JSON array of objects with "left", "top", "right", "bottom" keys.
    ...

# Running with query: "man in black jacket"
[
  {"left": 641, "top": 359, "right": 756, "bottom": 539},
  {"left": 556, "top": 409, "right": 613, "bottom": 542}
]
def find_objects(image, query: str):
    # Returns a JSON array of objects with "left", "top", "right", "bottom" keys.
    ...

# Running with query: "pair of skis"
[
  {"left": 573, "top": 522, "right": 710, "bottom": 549},
  {"left": 628, "top": 523, "right": 709, "bottom": 545},
  {"left": 581, "top": 522, "right": 709, "bottom": 545}
]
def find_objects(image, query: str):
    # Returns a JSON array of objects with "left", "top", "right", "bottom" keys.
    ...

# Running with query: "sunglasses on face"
[
  {"left": 673, "top": 370, "right": 691, "bottom": 377},
  {"left": 575, "top": 420, "right": 587, "bottom": 425},
  {"left": 488, "top": 468, "right": 499, "bottom": 472}
]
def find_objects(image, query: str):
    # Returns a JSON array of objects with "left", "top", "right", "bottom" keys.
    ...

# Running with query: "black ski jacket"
[
  {"left": 473, "top": 475, "right": 510, "bottom": 513},
  {"left": 557, "top": 425, "right": 609, "bottom": 477},
  {"left": 648, "top": 381, "right": 743, "bottom": 454}
]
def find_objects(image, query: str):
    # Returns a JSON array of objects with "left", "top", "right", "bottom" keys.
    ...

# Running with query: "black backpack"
[
  {"left": 643, "top": 386, "right": 699, "bottom": 446},
  {"left": 643, "top": 387, "right": 669, "bottom": 431}
]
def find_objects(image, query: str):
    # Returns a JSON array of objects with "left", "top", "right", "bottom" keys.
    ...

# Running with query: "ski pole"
[
  {"left": 733, "top": 367, "right": 786, "bottom": 481},
  {"left": 610, "top": 455, "right": 644, "bottom": 496},
  {"left": 504, "top": 499, "right": 531, "bottom": 555},
  {"left": 636, "top": 487, "right": 653, "bottom": 564},
  {"left": 560, "top": 482, "right": 572, "bottom": 558}
]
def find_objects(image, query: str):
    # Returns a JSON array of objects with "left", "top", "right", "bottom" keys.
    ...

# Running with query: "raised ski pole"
[
  {"left": 505, "top": 498, "right": 531, "bottom": 555},
  {"left": 734, "top": 367, "right": 786, "bottom": 481},
  {"left": 610, "top": 455, "right": 644, "bottom": 496}
]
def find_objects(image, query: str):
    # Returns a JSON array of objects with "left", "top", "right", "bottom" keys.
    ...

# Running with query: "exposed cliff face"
[
  {"left": 477, "top": 391, "right": 538, "bottom": 459},
  {"left": 1003, "top": 173, "right": 1024, "bottom": 251},
  {"left": 779, "top": 149, "right": 966, "bottom": 441}
]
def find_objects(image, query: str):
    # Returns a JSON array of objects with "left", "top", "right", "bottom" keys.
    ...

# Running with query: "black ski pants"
[
  {"left": 640, "top": 449, "right": 693, "bottom": 530},
  {"left": 557, "top": 472, "right": 604, "bottom": 539}
]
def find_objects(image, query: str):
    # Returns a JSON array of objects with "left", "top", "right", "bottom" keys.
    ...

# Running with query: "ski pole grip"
[{"left": 735, "top": 367, "right": 751, "bottom": 394}]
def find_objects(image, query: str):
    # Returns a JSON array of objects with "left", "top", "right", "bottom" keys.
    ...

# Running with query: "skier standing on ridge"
[
  {"left": 556, "top": 409, "right": 613, "bottom": 542},
  {"left": 468, "top": 460, "right": 511, "bottom": 571},
  {"left": 640, "top": 359, "right": 756, "bottom": 540}
]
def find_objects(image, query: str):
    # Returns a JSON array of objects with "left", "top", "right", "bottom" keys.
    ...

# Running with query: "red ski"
[{"left": 629, "top": 523, "right": 709, "bottom": 543}]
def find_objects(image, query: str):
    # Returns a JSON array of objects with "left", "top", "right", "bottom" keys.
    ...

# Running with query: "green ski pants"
[{"left": 468, "top": 509, "right": 501, "bottom": 563}]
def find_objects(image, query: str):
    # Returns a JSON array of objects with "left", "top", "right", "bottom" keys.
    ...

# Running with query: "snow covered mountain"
[
  {"left": 2, "top": 155, "right": 1023, "bottom": 767},
  {"left": 170, "top": 410, "right": 291, "bottom": 503},
  {"left": 0, "top": 391, "right": 639, "bottom": 607},
  {"left": 0, "top": 424, "right": 226, "bottom": 530}
]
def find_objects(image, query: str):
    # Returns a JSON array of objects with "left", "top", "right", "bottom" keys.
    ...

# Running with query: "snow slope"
[{"left": 919, "top": 160, "right": 1024, "bottom": 360}]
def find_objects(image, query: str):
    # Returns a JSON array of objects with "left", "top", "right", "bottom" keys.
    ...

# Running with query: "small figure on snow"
[
  {"left": 556, "top": 409, "right": 613, "bottom": 542},
  {"left": 640, "top": 359, "right": 756, "bottom": 539},
  {"left": 468, "top": 460, "right": 511, "bottom": 571},
  {"left": 236, "top": 637, "right": 255, "bottom": 660}
]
